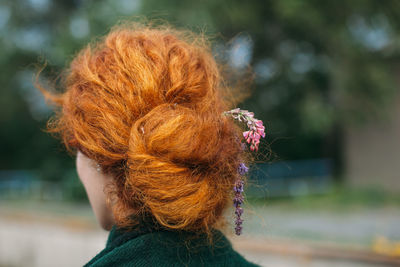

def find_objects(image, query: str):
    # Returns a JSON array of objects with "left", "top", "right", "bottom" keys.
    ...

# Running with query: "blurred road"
[
  {"left": 0, "top": 201, "right": 399, "bottom": 267},
  {"left": 243, "top": 204, "right": 400, "bottom": 249}
]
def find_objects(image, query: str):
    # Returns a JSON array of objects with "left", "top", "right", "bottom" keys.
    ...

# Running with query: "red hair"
[{"left": 38, "top": 23, "right": 248, "bottom": 239}]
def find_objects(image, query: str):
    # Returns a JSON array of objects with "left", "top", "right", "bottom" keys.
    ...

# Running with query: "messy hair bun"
[{"left": 39, "top": 24, "right": 246, "bottom": 236}]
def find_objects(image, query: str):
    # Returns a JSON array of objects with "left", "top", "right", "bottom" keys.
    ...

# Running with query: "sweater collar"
[{"left": 106, "top": 215, "right": 168, "bottom": 249}]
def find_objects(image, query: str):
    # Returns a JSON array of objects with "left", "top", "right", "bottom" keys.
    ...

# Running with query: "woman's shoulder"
[{"left": 85, "top": 226, "right": 261, "bottom": 267}]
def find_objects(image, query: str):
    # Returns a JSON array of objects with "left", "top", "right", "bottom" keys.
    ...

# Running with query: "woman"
[{"left": 39, "top": 23, "right": 262, "bottom": 266}]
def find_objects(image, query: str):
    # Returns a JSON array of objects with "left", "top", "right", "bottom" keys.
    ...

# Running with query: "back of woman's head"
[{"left": 39, "top": 23, "right": 246, "bottom": 236}]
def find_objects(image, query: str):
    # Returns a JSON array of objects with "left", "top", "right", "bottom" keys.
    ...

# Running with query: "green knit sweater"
[{"left": 84, "top": 218, "right": 261, "bottom": 267}]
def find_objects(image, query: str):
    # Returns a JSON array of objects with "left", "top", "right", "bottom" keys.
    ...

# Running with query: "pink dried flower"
[{"left": 224, "top": 108, "right": 266, "bottom": 151}]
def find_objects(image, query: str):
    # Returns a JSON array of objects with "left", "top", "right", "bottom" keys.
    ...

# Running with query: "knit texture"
[{"left": 84, "top": 216, "right": 261, "bottom": 267}]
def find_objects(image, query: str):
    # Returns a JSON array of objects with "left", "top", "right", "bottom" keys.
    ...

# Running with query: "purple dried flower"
[
  {"left": 232, "top": 162, "right": 248, "bottom": 235},
  {"left": 235, "top": 226, "right": 242, "bottom": 235},
  {"left": 233, "top": 195, "right": 244, "bottom": 207},
  {"left": 233, "top": 179, "right": 244, "bottom": 193},
  {"left": 233, "top": 185, "right": 243, "bottom": 194},
  {"left": 238, "top": 163, "right": 249, "bottom": 175},
  {"left": 235, "top": 207, "right": 243, "bottom": 216},
  {"left": 233, "top": 178, "right": 245, "bottom": 235},
  {"left": 235, "top": 217, "right": 243, "bottom": 225}
]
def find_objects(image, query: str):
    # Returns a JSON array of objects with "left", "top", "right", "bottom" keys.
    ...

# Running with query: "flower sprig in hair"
[
  {"left": 224, "top": 108, "right": 265, "bottom": 235},
  {"left": 224, "top": 108, "right": 265, "bottom": 151}
]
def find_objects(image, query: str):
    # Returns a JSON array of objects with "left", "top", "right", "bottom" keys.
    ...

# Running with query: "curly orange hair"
[{"left": 38, "top": 23, "right": 248, "bottom": 238}]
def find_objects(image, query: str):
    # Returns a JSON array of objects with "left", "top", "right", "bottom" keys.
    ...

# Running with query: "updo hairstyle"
[{"left": 38, "top": 23, "right": 248, "bottom": 237}]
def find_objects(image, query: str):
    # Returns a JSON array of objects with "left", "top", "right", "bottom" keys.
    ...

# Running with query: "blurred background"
[{"left": 1, "top": 0, "right": 400, "bottom": 266}]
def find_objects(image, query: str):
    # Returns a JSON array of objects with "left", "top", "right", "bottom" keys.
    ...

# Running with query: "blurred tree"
[{"left": 0, "top": 0, "right": 399, "bottom": 181}]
